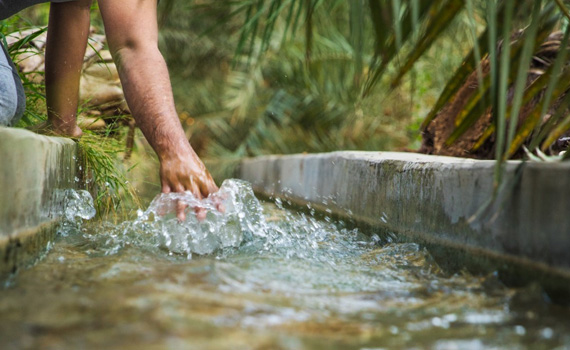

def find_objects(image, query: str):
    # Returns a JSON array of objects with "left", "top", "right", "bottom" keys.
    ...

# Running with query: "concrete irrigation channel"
[
  {"left": 1, "top": 127, "right": 569, "bottom": 301},
  {"left": 0, "top": 127, "right": 79, "bottom": 280},
  {"left": 239, "top": 151, "right": 570, "bottom": 302}
]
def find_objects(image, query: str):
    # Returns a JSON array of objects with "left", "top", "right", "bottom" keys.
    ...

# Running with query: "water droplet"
[
  {"left": 515, "top": 325, "right": 526, "bottom": 336},
  {"left": 540, "top": 327, "right": 554, "bottom": 339}
]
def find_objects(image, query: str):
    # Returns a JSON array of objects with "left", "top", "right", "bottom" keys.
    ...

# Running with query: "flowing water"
[{"left": 1, "top": 180, "right": 569, "bottom": 350}]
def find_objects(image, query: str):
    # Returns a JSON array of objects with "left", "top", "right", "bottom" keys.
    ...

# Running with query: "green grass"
[{"left": 78, "top": 132, "right": 140, "bottom": 217}]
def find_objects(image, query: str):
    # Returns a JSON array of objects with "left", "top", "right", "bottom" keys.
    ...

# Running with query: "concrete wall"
[
  {"left": 240, "top": 152, "right": 570, "bottom": 298},
  {"left": 0, "top": 127, "right": 78, "bottom": 279}
]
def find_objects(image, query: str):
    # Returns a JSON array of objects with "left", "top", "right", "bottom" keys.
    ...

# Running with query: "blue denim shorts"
[{"left": 0, "top": 42, "right": 25, "bottom": 126}]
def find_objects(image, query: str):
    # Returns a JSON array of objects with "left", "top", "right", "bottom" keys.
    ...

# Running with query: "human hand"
[{"left": 159, "top": 148, "right": 221, "bottom": 221}]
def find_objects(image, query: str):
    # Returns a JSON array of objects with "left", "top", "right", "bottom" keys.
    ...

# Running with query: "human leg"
[
  {"left": 0, "top": 42, "right": 25, "bottom": 126},
  {"left": 44, "top": 0, "right": 92, "bottom": 138}
]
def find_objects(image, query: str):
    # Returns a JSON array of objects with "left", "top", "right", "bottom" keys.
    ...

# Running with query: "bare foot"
[{"left": 27, "top": 120, "right": 83, "bottom": 139}]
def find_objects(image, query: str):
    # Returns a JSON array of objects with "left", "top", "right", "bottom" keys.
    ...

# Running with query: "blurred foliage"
[
  {"left": 160, "top": 0, "right": 480, "bottom": 180},
  {"left": 170, "top": 0, "right": 570, "bottom": 190},
  {"left": 158, "top": 0, "right": 237, "bottom": 115}
]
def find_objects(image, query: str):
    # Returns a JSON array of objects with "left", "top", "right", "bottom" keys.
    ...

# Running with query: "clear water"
[{"left": 1, "top": 180, "right": 569, "bottom": 350}]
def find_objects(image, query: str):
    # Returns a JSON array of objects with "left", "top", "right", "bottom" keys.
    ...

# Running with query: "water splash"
[
  {"left": 135, "top": 179, "right": 266, "bottom": 255},
  {"left": 60, "top": 179, "right": 373, "bottom": 262},
  {"left": 55, "top": 189, "right": 96, "bottom": 236}
]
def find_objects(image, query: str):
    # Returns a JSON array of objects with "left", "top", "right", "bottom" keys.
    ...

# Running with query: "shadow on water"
[{"left": 1, "top": 180, "right": 569, "bottom": 349}]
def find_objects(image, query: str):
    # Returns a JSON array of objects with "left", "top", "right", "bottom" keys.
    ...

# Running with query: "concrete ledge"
[
  {"left": 0, "top": 220, "right": 58, "bottom": 278},
  {"left": 239, "top": 151, "right": 570, "bottom": 296},
  {"left": 0, "top": 127, "right": 77, "bottom": 279}
]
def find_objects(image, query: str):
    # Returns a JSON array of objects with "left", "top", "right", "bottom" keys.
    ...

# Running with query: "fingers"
[
  {"left": 165, "top": 177, "right": 209, "bottom": 222},
  {"left": 211, "top": 195, "right": 226, "bottom": 214},
  {"left": 197, "top": 175, "right": 219, "bottom": 198},
  {"left": 189, "top": 182, "right": 203, "bottom": 201},
  {"left": 189, "top": 182, "right": 207, "bottom": 222},
  {"left": 195, "top": 207, "right": 207, "bottom": 221},
  {"left": 176, "top": 200, "right": 187, "bottom": 222},
  {"left": 160, "top": 172, "right": 220, "bottom": 222}
]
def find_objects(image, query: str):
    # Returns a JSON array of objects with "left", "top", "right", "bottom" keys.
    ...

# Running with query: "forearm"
[
  {"left": 98, "top": 0, "right": 218, "bottom": 201},
  {"left": 99, "top": 0, "right": 191, "bottom": 161},
  {"left": 45, "top": 0, "right": 92, "bottom": 136},
  {"left": 112, "top": 45, "right": 192, "bottom": 161}
]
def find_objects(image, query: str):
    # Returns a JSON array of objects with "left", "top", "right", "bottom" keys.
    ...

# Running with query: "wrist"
[{"left": 156, "top": 142, "right": 195, "bottom": 163}]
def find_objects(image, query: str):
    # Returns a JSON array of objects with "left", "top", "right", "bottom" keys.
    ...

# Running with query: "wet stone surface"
[{"left": 1, "top": 180, "right": 569, "bottom": 350}]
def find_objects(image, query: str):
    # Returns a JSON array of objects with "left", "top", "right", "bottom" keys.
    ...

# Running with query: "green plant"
[
  {"left": 196, "top": 21, "right": 417, "bottom": 179},
  {"left": 206, "top": 0, "right": 570, "bottom": 190},
  {"left": 158, "top": 0, "right": 237, "bottom": 116},
  {"left": 161, "top": 0, "right": 474, "bottom": 180},
  {"left": 79, "top": 131, "right": 139, "bottom": 217}
]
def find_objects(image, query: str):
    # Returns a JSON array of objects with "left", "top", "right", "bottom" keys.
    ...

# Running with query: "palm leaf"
[
  {"left": 507, "top": 68, "right": 570, "bottom": 157},
  {"left": 471, "top": 62, "right": 559, "bottom": 151},
  {"left": 389, "top": 0, "right": 464, "bottom": 89},
  {"left": 528, "top": 28, "right": 570, "bottom": 150},
  {"left": 502, "top": 0, "right": 544, "bottom": 160},
  {"left": 420, "top": 2, "right": 507, "bottom": 131},
  {"left": 444, "top": 5, "right": 559, "bottom": 147},
  {"left": 538, "top": 92, "right": 570, "bottom": 152},
  {"left": 363, "top": 0, "right": 437, "bottom": 97}
]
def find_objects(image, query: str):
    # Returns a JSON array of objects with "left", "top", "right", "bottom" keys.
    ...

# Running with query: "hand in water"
[{"left": 159, "top": 149, "right": 223, "bottom": 221}]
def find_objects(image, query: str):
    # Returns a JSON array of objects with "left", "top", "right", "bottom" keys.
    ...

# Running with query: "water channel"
[{"left": 1, "top": 180, "right": 569, "bottom": 349}]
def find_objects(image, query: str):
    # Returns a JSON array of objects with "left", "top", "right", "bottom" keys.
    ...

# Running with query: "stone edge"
[
  {"left": 239, "top": 151, "right": 570, "bottom": 299},
  {"left": 0, "top": 128, "right": 78, "bottom": 281},
  {"left": 0, "top": 220, "right": 58, "bottom": 279}
]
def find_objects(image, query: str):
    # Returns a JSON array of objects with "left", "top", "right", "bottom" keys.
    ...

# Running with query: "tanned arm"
[
  {"left": 97, "top": 0, "right": 218, "bottom": 219},
  {"left": 45, "top": 0, "right": 92, "bottom": 138}
]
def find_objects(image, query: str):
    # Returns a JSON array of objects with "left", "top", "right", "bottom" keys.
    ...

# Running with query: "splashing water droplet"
[
  {"left": 141, "top": 179, "right": 266, "bottom": 255},
  {"left": 61, "top": 179, "right": 369, "bottom": 265},
  {"left": 55, "top": 189, "right": 96, "bottom": 236}
]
